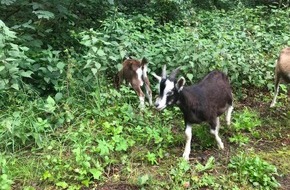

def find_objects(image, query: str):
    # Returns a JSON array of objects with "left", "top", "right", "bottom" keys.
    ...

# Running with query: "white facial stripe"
[
  {"left": 136, "top": 68, "right": 143, "bottom": 86},
  {"left": 142, "top": 64, "right": 148, "bottom": 78},
  {"left": 164, "top": 80, "right": 175, "bottom": 96},
  {"left": 156, "top": 80, "right": 174, "bottom": 110}
]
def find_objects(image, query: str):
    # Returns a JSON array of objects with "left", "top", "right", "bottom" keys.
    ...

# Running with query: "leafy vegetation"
[
  {"left": 229, "top": 108, "right": 261, "bottom": 146},
  {"left": 229, "top": 152, "right": 280, "bottom": 189},
  {"left": 1, "top": 0, "right": 290, "bottom": 189}
]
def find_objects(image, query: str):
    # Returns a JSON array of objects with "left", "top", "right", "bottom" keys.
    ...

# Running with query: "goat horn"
[
  {"left": 162, "top": 65, "right": 167, "bottom": 79},
  {"left": 152, "top": 73, "right": 162, "bottom": 82},
  {"left": 169, "top": 67, "right": 180, "bottom": 80}
]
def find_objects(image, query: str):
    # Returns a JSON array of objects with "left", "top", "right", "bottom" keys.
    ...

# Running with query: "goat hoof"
[{"left": 219, "top": 143, "right": 224, "bottom": 150}]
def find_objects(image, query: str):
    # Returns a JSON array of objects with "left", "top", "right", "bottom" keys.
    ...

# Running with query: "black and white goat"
[
  {"left": 153, "top": 66, "right": 233, "bottom": 161},
  {"left": 270, "top": 47, "right": 290, "bottom": 107},
  {"left": 116, "top": 57, "right": 152, "bottom": 108}
]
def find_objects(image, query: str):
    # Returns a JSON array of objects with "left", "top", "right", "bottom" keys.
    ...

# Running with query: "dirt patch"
[
  {"left": 96, "top": 184, "right": 139, "bottom": 190},
  {"left": 278, "top": 175, "right": 290, "bottom": 190}
]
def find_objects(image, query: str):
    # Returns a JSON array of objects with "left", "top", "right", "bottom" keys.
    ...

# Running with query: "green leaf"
[
  {"left": 107, "top": 0, "right": 114, "bottom": 5},
  {"left": 115, "top": 138, "right": 128, "bottom": 151},
  {"left": 11, "top": 83, "right": 19, "bottom": 90},
  {"left": 91, "top": 68, "right": 98, "bottom": 76},
  {"left": 186, "top": 73, "right": 193, "bottom": 81},
  {"left": 56, "top": 181, "right": 68, "bottom": 188},
  {"left": 82, "top": 179, "right": 90, "bottom": 187},
  {"left": 120, "top": 50, "right": 126, "bottom": 58},
  {"left": 55, "top": 92, "right": 63, "bottom": 102},
  {"left": 97, "top": 49, "right": 106, "bottom": 56},
  {"left": 20, "top": 71, "right": 33, "bottom": 78},
  {"left": 42, "top": 171, "right": 52, "bottom": 180},
  {"left": 92, "top": 46, "right": 98, "bottom": 52},
  {"left": 97, "top": 139, "right": 113, "bottom": 156},
  {"left": 89, "top": 168, "right": 103, "bottom": 180},
  {"left": 46, "top": 96, "right": 55, "bottom": 106},
  {"left": 56, "top": 62, "right": 65, "bottom": 70},
  {"left": 0, "top": 66, "right": 5, "bottom": 72},
  {"left": 1, "top": 0, "right": 16, "bottom": 5},
  {"left": 32, "top": 10, "right": 55, "bottom": 20},
  {"left": 95, "top": 62, "right": 101, "bottom": 70},
  {"left": 109, "top": 55, "right": 118, "bottom": 61},
  {"left": 138, "top": 174, "right": 150, "bottom": 185},
  {"left": 146, "top": 151, "right": 157, "bottom": 165}
]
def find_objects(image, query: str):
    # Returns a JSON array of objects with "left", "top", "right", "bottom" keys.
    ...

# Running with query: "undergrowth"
[{"left": 1, "top": 6, "right": 290, "bottom": 190}]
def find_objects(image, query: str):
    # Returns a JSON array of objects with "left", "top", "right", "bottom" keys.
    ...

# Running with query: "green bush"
[
  {"left": 0, "top": 155, "right": 13, "bottom": 190},
  {"left": 1, "top": 4, "right": 289, "bottom": 189},
  {"left": 228, "top": 152, "right": 280, "bottom": 189},
  {"left": 0, "top": 20, "right": 34, "bottom": 91},
  {"left": 75, "top": 7, "right": 290, "bottom": 93},
  {"left": 230, "top": 108, "right": 261, "bottom": 146}
]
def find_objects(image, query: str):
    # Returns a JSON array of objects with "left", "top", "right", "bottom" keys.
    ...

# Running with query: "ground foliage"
[{"left": 0, "top": 0, "right": 290, "bottom": 189}]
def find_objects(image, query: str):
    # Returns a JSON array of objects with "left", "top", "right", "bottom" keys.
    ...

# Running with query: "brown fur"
[
  {"left": 116, "top": 57, "right": 152, "bottom": 107},
  {"left": 271, "top": 47, "right": 290, "bottom": 107},
  {"left": 275, "top": 47, "right": 290, "bottom": 83}
]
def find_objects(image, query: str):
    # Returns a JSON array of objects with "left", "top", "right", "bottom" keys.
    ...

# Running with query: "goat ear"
[
  {"left": 176, "top": 77, "right": 185, "bottom": 92},
  {"left": 141, "top": 57, "right": 148, "bottom": 65},
  {"left": 152, "top": 72, "right": 162, "bottom": 82}
]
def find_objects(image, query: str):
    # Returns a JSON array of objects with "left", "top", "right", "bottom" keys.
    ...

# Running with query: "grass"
[{"left": 1, "top": 86, "right": 290, "bottom": 190}]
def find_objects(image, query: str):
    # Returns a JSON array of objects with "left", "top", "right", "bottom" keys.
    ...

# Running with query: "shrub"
[
  {"left": 228, "top": 152, "right": 280, "bottom": 189},
  {"left": 230, "top": 108, "right": 261, "bottom": 146}
]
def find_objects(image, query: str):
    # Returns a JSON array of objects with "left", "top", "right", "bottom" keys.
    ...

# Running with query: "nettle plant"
[
  {"left": 0, "top": 155, "right": 13, "bottom": 190},
  {"left": 230, "top": 108, "right": 261, "bottom": 146},
  {"left": 168, "top": 156, "right": 220, "bottom": 189},
  {"left": 0, "top": 20, "right": 34, "bottom": 91},
  {"left": 228, "top": 152, "right": 280, "bottom": 189}
]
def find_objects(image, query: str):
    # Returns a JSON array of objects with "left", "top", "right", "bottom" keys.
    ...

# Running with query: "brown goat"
[
  {"left": 116, "top": 57, "right": 152, "bottom": 108},
  {"left": 270, "top": 47, "right": 290, "bottom": 107}
]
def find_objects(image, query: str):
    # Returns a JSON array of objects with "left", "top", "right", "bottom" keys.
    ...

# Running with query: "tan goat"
[{"left": 270, "top": 47, "right": 290, "bottom": 107}]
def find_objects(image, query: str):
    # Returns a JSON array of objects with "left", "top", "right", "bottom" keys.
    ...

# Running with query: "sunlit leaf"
[
  {"left": 97, "top": 49, "right": 106, "bottom": 56},
  {"left": 1, "top": 0, "right": 16, "bottom": 5},
  {"left": 20, "top": 71, "right": 33, "bottom": 78},
  {"left": 56, "top": 181, "right": 68, "bottom": 188},
  {"left": 89, "top": 168, "right": 103, "bottom": 180},
  {"left": 11, "top": 83, "right": 19, "bottom": 90},
  {"left": 32, "top": 10, "right": 55, "bottom": 20}
]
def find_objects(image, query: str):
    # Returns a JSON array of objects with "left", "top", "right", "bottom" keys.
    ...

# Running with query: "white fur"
[
  {"left": 210, "top": 117, "right": 224, "bottom": 150},
  {"left": 226, "top": 105, "right": 233, "bottom": 126},
  {"left": 142, "top": 64, "right": 148, "bottom": 78},
  {"left": 182, "top": 124, "right": 192, "bottom": 161},
  {"left": 136, "top": 68, "right": 143, "bottom": 86},
  {"left": 155, "top": 80, "right": 175, "bottom": 110},
  {"left": 139, "top": 96, "right": 145, "bottom": 109},
  {"left": 152, "top": 73, "right": 161, "bottom": 82},
  {"left": 176, "top": 77, "right": 185, "bottom": 92},
  {"left": 270, "top": 85, "right": 279, "bottom": 107}
]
